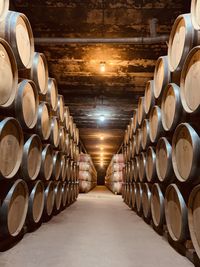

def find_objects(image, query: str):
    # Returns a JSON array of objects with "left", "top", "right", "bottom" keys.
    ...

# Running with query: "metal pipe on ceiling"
[{"left": 34, "top": 35, "right": 169, "bottom": 45}]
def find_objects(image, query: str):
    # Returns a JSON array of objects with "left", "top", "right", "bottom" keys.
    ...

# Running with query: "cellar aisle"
[{"left": 0, "top": 186, "right": 192, "bottom": 267}]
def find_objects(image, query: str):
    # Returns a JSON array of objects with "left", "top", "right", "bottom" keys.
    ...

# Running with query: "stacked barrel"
[
  {"left": 105, "top": 154, "right": 124, "bottom": 194},
  {"left": 122, "top": 0, "right": 200, "bottom": 261},
  {"left": 0, "top": 2, "right": 79, "bottom": 242},
  {"left": 78, "top": 154, "right": 97, "bottom": 193}
]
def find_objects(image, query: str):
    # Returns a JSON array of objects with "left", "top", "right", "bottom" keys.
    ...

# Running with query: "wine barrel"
[
  {"left": 59, "top": 126, "right": 66, "bottom": 152},
  {"left": 61, "top": 182, "right": 68, "bottom": 208},
  {"left": 165, "top": 184, "right": 189, "bottom": 242},
  {"left": 43, "top": 181, "right": 55, "bottom": 218},
  {"left": 0, "top": 0, "right": 9, "bottom": 22},
  {"left": 0, "top": 38, "right": 18, "bottom": 108},
  {"left": 161, "top": 83, "right": 184, "bottom": 131},
  {"left": 0, "top": 117, "right": 23, "bottom": 179},
  {"left": 137, "top": 97, "right": 145, "bottom": 126},
  {"left": 38, "top": 144, "right": 53, "bottom": 181},
  {"left": 19, "top": 134, "right": 42, "bottom": 181},
  {"left": 54, "top": 182, "right": 62, "bottom": 212},
  {"left": 149, "top": 105, "right": 164, "bottom": 143},
  {"left": 0, "top": 11, "right": 34, "bottom": 69},
  {"left": 49, "top": 116, "right": 60, "bottom": 148},
  {"left": 75, "top": 127, "right": 79, "bottom": 145},
  {"left": 168, "top": 13, "right": 200, "bottom": 73},
  {"left": 15, "top": 80, "right": 39, "bottom": 129},
  {"left": 188, "top": 184, "right": 200, "bottom": 258},
  {"left": 144, "top": 80, "right": 155, "bottom": 115},
  {"left": 133, "top": 156, "right": 139, "bottom": 182},
  {"left": 141, "top": 119, "right": 150, "bottom": 150},
  {"left": 30, "top": 52, "right": 48, "bottom": 95},
  {"left": 51, "top": 151, "right": 62, "bottom": 181},
  {"left": 46, "top": 78, "right": 58, "bottom": 111},
  {"left": 36, "top": 102, "right": 51, "bottom": 140},
  {"left": 129, "top": 160, "right": 134, "bottom": 183},
  {"left": 156, "top": 137, "right": 174, "bottom": 183},
  {"left": 65, "top": 133, "right": 70, "bottom": 156},
  {"left": 60, "top": 155, "right": 67, "bottom": 182},
  {"left": 26, "top": 180, "right": 44, "bottom": 226},
  {"left": 145, "top": 146, "right": 157, "bottom": 183},
  {"left": 129, "top": 117, "right": 134, "bottom": 140},
  {"left": 132, "top": 109, "right": 138, "bottom": 134},
  {"left": 191, "top": 0, "right": 200, "bottom": 30},
  {"left": 172, "top": 123, "right": 200, "bottom": 183},
  {"left": 131, "top": 136, "right": 136, "bottom": 158},
  {"left": 154, "top": 56, "right": 171, "bottom": 99},
  {"left": 142, "top": 183, "right": 152, "bottom": 219},
  {"left": 180, "top": 46, "right": 200, "bottom": 114},
  {"left": 57, "top": 95, "right": 65, "bottom": 123},
  {"left": 0, "top": 179, "right": 28, "bottom": 237},
  {"left": 64, "top": 106, "right": 70, "bottom": 131},
  {"left": 151, "top": 183, "right": 165, "bottom": 228},
  {"left": 135, "top": 128, "right": 141, "bottom": 154},
  {"left": 131, "top": 183, "right": 137, "bottom": 209},
  {"left": 138, "top": 152, "right": 146, "bottom": 182},
  {"left": 136, "top": 183, "right": 143, "bottom": 214}
]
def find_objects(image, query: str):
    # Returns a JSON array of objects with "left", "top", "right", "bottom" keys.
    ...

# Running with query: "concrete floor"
[{"left": 0, "top": 186, "right": 193, "bottom": 267}]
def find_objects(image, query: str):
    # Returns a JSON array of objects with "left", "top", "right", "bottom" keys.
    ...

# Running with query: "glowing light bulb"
[
  {"left": 99, "top": 115, "right": 105, "bottom": 122},
  {"left": 100, "top": 61, "right": 106, "bottom": 72},
  {"left": 100, "top": 136, "right": 104, "bottom": 140}
]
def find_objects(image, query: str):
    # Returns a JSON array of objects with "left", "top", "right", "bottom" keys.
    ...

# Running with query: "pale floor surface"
[{"left": 0, "top": 186, "right": 193, "bottom": 267}]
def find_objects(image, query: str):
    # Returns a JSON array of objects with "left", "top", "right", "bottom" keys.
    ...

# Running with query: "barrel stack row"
[
  {"left": 105, "top": 154, "right": 124, "bottom": 194},
  {"left": 0, "top": 2, "right": 80, "bottom": 243},
  {"left": 122, "top": 0, "right": 200, "bottom": 262},
  {"left": 78, "top": 154, "right": 97, "bottom": 193}
]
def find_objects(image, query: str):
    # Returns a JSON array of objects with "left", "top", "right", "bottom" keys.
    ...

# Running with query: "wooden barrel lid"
[
  {"left": 149, "top": 105, "right": 162, "bottom": 143},
  {"left": 165, "top": 184, "right": 188, "bottom": 242},
  {"left": 146, "top": 147, "right": 156, "bottom": 182},
  {"left": 142, "top": 183, "right": 151, "bottom": 219},
  {"left": 26, "top": 134, "right": 42, "bottom": 180},
  {"left": 137, "top": 97, "right": 145, "bottom": 125},
  {"left": 41, "top": 144, "right": 53, "bottom": 181},
  {"left": 154, "top": 56, "right": 171, "bottom": 99},
  {"left": 31, "top": 52, "right": 48, "bottom": 95},
  {"left": 54, "top": 182, "right": 62, "bottom": 211},
  {"left": 168, "top": 14, "right": 195, "bottom": 72},
  {"left": 191, "top": 0, "right": 200, "bottom": 30},
  {"left": 37, "top": 102, "right": 51, "bottom": 140},
  {"left": 144, "top": 80, "right": 155, "bottom": 114},
  {"left": 31, "top": 181, "right": 44, "bottom": 223},
  {"left": 188, "top": 184, "right": 200, "bottom": 258},
  {"left": 161, "top": 83, "right": 181, "bottom": 131},
  {"left": 16, "top": 80, "right": 39, "bottom": 129},
  {"left": 52, "top": 151, "right": 62, "bottom": 181},
  {"left": 172, "top": 123, "right": 199, "bottom": 182},
  {"left": 180, "top": 46, "right": 200, "bottom": 113},
  {"left": 151, "top": 183, "right": 165, "bottom": 228},
  {"left": 0, "top": 39, "right": 18, "bottom": 107},
  {"left": 7, "top": 179, "right": 28, "bottom": 236},
  {"left": 44, "top": 181, "right": 55, "bottom": 217},
  {"left": 141, "top": 119, "right": 150, "bottom": 150},
  {"left": 57, "top": 95, "right": 65, "bottom": 122},
  {"left": 0, "top": 117, "right": 23, "bottom": 178},
  {"left": 47, "top": 78, "right": 58, "bottom": 111}
]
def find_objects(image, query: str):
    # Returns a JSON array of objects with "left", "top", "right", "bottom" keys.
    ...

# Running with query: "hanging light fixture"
[{"left": 99, "top": 61, "right": 106, "bottom": 72}]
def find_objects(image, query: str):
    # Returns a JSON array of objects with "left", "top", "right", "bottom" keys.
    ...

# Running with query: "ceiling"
[{"left": 12, "top": 0, "right": 189, "bottom": 177}]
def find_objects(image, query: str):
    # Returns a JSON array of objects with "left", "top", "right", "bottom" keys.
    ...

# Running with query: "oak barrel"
[
  {"left": 151, "top": 183, "right": 165, "bottom": 228},
  {"left": 135, "top": 128, "right": 141, "bottom": 154},
  {"left": 64, "top": 106, "right": 70, "bottom": 131},
  {"left": 165, "top": 184, "right": 189, "bottom": 242},
  {"left": 154, "top": 56, "right": 171, "bottom": 99},
  {"left": 132, "top": 109, "right": 138, "bottom": 134},
  {"left": 144, "top": 80, "right": 155, "bottom": 115},
  {"left": 191, "top": 0, "right": 200, "bottom": 30},
  {"left": 0, "top": 179, "right": 28, "bottom": 237},
  {"left": 38, "top": 144, "right": 53, "bottom": 181},
  {"left": 26, "top": 180, "right": 44, "bottom": 226},
  {"left": 149, "top": 105, "right": 164, "bottom": 143},
  {"left": 43, "top": 181, "right": 55, "bottom": 218},
  {"left": 131, "top": 183, "right": 137, "bottom": 209},
  {"left": 20, "top": 134, "right": 42, "bottom": 181},
  {"left": 54, "top": 182, "right": 63, "bottom": 211},
  {"left": 142, "top": 183, "right": 152, "bottom": 219},
  {"left": 49, "top": 116, "right": 60, "bottom": 148},
  {"left": 172, "top": 123, "right": 200, "bottom": 183},
  {"left": 141, "top": 119, "right": 150, "bottom": 150},
  {"left": 0, "top": 0, "right": 9, "bottom": 22},
  {"left": 0, "top": 117, "right": 23, "bottom": 179},
  {"left": 57, "top": 95, "right": 65, "bottom": 123},
  {"left": 156, "top": 137, "right": 174, "bottom": 183},
  {"left": 161, "top": 83, "right": 184, "bottom": 131},
  {"left": 61, "top": 182, "right": 68, "bottom": 208},
  {"left": 137, "top": 97, "right": 145, "bottom": 126},
  {"left": 145, "top": 146, "right": 157, "bottom": 183},
  {"left": 136, "top": 183, "right": 143, "bottom": 214},
  {"left": 133, "top": 156, "right": 139, "bottom": 182},
  {"left": 0, "top": 11, "right": 34, "bottom": 69},
  {"left": 138, "top": 152, "right": 146, "bottom": 183},
  {"left": 51, "top": 151, "right": 62, "bottom": 181},
  {"left": 36, "top": 102, "right": 51, "bottom": 140},
  {"left": 46, "top": 78, "right": 58, "bottom": 111}
]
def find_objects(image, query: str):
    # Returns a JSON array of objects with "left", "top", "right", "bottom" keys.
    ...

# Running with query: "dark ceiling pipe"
[{"left": 34, "top": 35, "right": 169, "bottom": 45}]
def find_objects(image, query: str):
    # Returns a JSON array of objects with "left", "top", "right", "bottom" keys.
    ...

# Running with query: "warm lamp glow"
[
  {"left": 99, "top": 115, "right": 105, "bottom": 122},
  {"left": 100, "top": 136, "right": 104, "bottom": 140},
  {"left": 100, "top": 147, "right": 104, "bottom": 151},
  {"left": 100, "top": 61, "right": 106, "bottom": 72}
]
